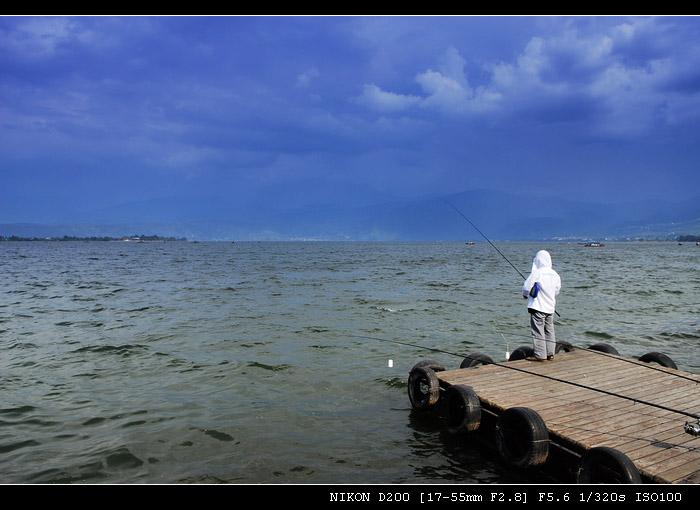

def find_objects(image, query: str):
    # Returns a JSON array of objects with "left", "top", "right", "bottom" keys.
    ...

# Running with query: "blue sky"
[{"left": 2, "top": 16, "right": 700, "bottom": 232}]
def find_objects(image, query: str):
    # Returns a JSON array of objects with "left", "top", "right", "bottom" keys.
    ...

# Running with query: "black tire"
[
  {"left": 407, "top": 366, "right": 440, "bottom": 409},
  {"left": 638, "top": 352, "right": 677, "bottom": 369},
  {"left": 576, "top": 446, "right": 642, "bottom": 484},
  {"left": 588, "top": 343, "right": 619, "bottom": 355},
  {"left": 555, "top": 341, "right": 574, "bottom": 353},
  {"left": 444, "top": 385, "right": 481, "bottom": 434},
  {"left": 495, "top": 407, "right": 549, "bottom": 468},
  {"left": 411, "top": 360, "right": 445, "bottom": 372},
  {"left": 508, "top": 346, "right": 534, "bottom": 361},
  {"left": 460, "top": 353, "right": 494, "bottom": 369}
]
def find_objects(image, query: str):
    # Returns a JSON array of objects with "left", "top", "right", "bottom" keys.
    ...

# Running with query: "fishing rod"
[
  {"left": 442, "top": 198, "right": 561, "bottom": 317},
  {"left": 356, "top": 334, "right": 700, "bottom": 421},
  {"left": 442, "top": 199, "right": 526, "bottom": 279}
]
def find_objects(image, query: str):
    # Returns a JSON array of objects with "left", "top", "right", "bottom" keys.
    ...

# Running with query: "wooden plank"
[{"left": 658, "top": 459, "right": 700, "bottom": 484}]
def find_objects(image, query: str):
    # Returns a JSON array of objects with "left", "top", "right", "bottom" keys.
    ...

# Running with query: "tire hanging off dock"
[
  {"left": 494, "top": 407, "right": 550, "bottom": 468},
  {"left": 444, "top": 384, "right": 481, "bottom": 434},
  {"left": 576, "top": 446, "right": 642, "bottom": 484},
  {"left": 407, "top": 365, "right": 441, "bottom": 409},
  {"left": 507, "top": 346, "right": 533, "bottom": 361},
  {"left": 638, "top": 351, "right": 678, "bottom": 369},
  {"left": 588, "top": 343, "right": 619, "bottom": 355},
  {"left": 460, "top": 353, "right": 493, "bottom": 368}
]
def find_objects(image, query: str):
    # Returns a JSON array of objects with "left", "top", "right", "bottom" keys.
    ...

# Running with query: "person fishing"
[{"left": 522, "top": 250, "right": 561, "bottom": 361}]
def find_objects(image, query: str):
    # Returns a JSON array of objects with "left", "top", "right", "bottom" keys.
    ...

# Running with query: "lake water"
[{"left": 1, "top": 240, "right": 698, "bottom": 484}]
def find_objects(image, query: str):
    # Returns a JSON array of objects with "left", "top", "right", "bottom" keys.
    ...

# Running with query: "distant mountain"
[
  {"left": 237, "top": 190, "right": 700, "bottom": 241},
  {"left": 1, "top": 190, "right": 698, "bottom": 241}
]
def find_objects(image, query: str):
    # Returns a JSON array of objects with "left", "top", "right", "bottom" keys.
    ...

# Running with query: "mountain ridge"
[{"left": 2, "top": 190, "right": 698, "bottom": 242}]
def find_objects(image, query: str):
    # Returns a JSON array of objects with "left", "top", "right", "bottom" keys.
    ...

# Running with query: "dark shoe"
[
  {"left": 525, "top": 356, "right": 547, "bottom": 362},
  {"left": 547, "top": 355, "right": 554, "bottom": 361}
]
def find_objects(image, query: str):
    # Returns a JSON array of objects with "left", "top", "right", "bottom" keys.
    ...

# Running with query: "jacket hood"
[{"left": 532, "top": 250, "right": 552, "bottom": 271}]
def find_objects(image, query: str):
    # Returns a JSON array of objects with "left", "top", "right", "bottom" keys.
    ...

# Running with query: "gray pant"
[{"left": 530, "top": 310, "right": 555, "bottom": 359}]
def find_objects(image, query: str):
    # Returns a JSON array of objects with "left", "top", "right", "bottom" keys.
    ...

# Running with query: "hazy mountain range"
[{"left": 2, "top": 190, "right": 699, "bottom": 242}]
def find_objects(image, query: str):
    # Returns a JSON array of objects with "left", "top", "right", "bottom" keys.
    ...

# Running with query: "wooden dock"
[{"left": 408, "top": 347, "right": 700, "bottom": 484}]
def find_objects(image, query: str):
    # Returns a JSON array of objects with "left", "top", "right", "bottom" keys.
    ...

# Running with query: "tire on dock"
[
  {"left": 508, "top": 346, "right": 534, "bottom": 361},
  {"left": 411, "top": 360, "right": 445, "bottom": 372},
  {"left": 407, "top": 365, "right": 441, "bottom": 409},
  {"left": 638, "top": 351, "right": 677, "bottom": 370},
  {"left": 444, "top": 384, "right": 481, "bottom": 434},
  {"left": 555, "top": 341, "right": 574, "bottom": 353},
  {"left": 576, "top": 446, "right": 642, "bottom": 484},
  {"left": 588, "top": 343, "right": 619, "bottom": 355},
  {"left": 495, "top": 407, "right": 550, "bottom": 468},
  {"left": 460, "top": 353, "right": 494, "bottom": 369}
]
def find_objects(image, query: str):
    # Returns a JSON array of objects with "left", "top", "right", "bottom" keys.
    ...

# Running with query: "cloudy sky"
[{"left": 2, "top": 16, "right": 700, "bottom": 229}]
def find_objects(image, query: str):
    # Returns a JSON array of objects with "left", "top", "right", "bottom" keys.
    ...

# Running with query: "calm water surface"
[{"left": 1, "top": 241, "right": 698, "bottom": 483}]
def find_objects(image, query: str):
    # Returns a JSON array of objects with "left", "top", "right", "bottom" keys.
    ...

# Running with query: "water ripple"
[{"left": 1, "top": 240, "right": 697, "bottom": 483}]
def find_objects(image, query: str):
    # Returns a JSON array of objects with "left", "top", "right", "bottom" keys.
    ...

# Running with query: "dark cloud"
[{"left": 2, "top": 16, "right": 700, "bottom": 231}]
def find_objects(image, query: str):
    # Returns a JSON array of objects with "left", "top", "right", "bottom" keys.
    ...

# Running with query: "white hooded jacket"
[{"left": 522, "top": 250, "right": 561, "bottom": 314}]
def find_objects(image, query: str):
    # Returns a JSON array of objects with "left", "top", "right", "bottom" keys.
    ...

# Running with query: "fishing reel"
[{"left": 685, "top": 419, "right": 700, "bottom": 437}]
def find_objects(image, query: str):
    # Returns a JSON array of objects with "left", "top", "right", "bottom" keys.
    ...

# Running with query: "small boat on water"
[{"left": 584, "top": 242, "right": 604, "bottom": 247}]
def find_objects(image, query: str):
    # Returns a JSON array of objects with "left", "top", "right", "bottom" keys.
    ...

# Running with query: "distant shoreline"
[
  {"left": 0, "top": 235, "right": 188, "bottom": 242},
  {"left": 1, "top": 236, "right": 697, "bottom": 244}
]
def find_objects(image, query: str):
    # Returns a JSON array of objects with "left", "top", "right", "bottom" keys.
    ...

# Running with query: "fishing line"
[
  {"left": 356, "top": 334, "right": 700, "bottom": 420},
  {"left": 391, "top": 323, "right": 700, "bottom": 385},
  {"left": 486, "top": 328, "right": 700, "bottom": 384},
  {"left": 364, "top": 314, "right": 699, "bottom": 385},
  {"left": 442, "top": 198, "right": 561, "bottom": 317},
  {"left": 358, "top": 334, "right": 478, "bottom": 361}
]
